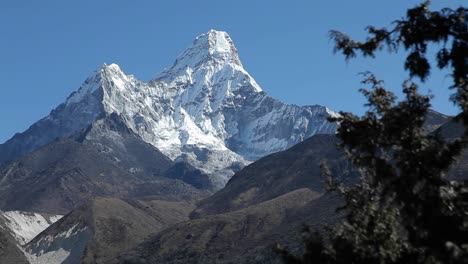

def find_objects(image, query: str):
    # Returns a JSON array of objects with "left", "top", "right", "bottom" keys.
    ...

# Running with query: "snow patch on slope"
[
  {"left": 25, "top": 224, "right": 92, "bottom": 264},
  {"left": 24, "top": 248, "right": 70, "bottom": 264},
  {"left": 0, "top": 211, "right": 62, "bottom": 245}
]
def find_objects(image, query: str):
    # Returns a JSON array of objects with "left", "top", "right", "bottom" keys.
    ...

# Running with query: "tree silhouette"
[{"left": 277, "top": 1, "right": 468, "bottom": 263}]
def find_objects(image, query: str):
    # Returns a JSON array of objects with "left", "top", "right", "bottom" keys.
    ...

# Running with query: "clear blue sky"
[{"left": 0, "top": 0, "right": 465, "bottom": 143}]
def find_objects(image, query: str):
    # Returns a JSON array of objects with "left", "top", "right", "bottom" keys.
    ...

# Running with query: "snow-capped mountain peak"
[
  {"left": 161, "top": 30, "right": 242, "bottom": 75},
  {"left": 154, "top": 30, "right": 261, "bottom": 92},
  {"left": 65, "top": 63, "right": 129, "bottom": 105},
  {"left": 195, "top": 29, "right": 242, "bottom": 66},
  {"left": 0, "top": 30, "right": 338, "bottom": 189}
]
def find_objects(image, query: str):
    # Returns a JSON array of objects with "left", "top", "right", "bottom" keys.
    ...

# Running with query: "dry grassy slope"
[
  {"left": 25, "top": 197, "right": 198, "bottom": 264},
  {"left": 81, "top": 198, "right": 197, "bottom": 264},
  {"left": 192, "top": 134, "right": 357, "bottom": 218},
  {"left": 0, "top": 138, "right": 141, "bottom": 214},
  {"left": 117, "top": 189, "right": 344, "bottom": 264}
]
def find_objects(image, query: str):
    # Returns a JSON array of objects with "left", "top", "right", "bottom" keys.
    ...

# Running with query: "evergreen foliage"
[{"left": 277, "top": 2, "right": 468, "bottom": 263}]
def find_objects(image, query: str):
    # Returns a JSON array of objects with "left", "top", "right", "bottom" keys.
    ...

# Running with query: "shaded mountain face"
[
  {"left": 435, "top": 113, "right": 464, "bottom": 140},
  {"left": 0, "top": 137, "right": 141, "bottom": 214},
  {"left": 0, "top": 125, "right": 206, "bottom": 214},
  {"left": 0, "top": 227, "right": 29, "bottom": 264},
  {"left": 75, "top": 113, "right": 174, "bottom": 179},
  {"left": 423, "top": 109, "right": 452, "bottom": 133},
  {"left": 77, "top": 113, "right": 214, "bottom": 191},
  {"left": 24, "top": 197, "right": 197, "bottom": 264},
  {"left": 433, "top": 114, "right": 468, "bottom": 181},
  {"left": 0, "top": 30, "right": 337, "bottom": 189},
  {"left": 163, "top": 162, "right": 214, "bottom": 190}
]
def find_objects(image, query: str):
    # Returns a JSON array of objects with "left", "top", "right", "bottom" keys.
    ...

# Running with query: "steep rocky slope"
[
  {"left": 0, "top": 134, "right": 203, "bottom": 214},
  {"left": 76, "top": 113, "right": 174, "bottom": 178},
  {"left": 0, "top": 210, "right": 61, "bottom": 263},
  {"left": 423, "top": 109, "right": 452, "bottom": 133},
  {"left": 0, "top": 211, "right": 62, "bottom": 245},
  {"left": 192, "top": 134, "right": 357, "bottom": 218},
  {"left": 0, "top": 227, "right": 29, "bottom": 264},
  {"left": 433, "top": 114, "right": 468, "bottom": 181},
  {"left": 24, "top": 197, "right": 197, "bottom": 264}
]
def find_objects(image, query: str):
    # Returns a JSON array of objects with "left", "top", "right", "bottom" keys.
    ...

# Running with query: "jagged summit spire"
[
  {"left": 101, "top": 63, "right": 122, "bottom": 72},
  {"left": 191, "top": 29, "right": 241, "bottom": 65},
  {"left": 156, "top": 30, "right": 243, "bottom": 80},
  {"left": 85, "top": 63, "right": 124, "bottom": 81},
  {"left": 65, "top": 63, "right": 127, "bottom": 105}
]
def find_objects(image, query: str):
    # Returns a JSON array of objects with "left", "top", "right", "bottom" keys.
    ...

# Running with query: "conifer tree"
[{"left": 278, "top": 2, "right": 468, "bottom": 263}]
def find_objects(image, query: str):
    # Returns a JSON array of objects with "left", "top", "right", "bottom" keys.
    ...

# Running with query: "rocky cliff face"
[{"left": 0, "top": 30, "right": 337, "bottom": 189}]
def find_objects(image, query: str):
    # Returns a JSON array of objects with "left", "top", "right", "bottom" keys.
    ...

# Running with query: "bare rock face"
[{"left": 0, "top": 30, "right": 337, "bottom": 190}]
